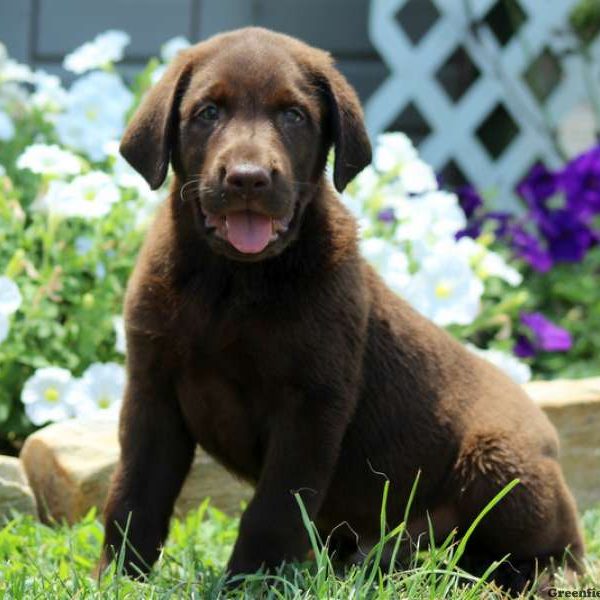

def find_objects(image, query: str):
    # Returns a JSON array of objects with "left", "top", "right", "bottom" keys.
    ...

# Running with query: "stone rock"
[
  {"left": 20, "top": 416, "right": 252, "bottom": 525},
  {"left": 174, "top": 452, "right": 252, "bottom": 519},
  {"left": 0, "top": 455, "right": 37, "bottom": 521},
  {"left": 524, "top": 377, "right": 600, "bottom": 510}
]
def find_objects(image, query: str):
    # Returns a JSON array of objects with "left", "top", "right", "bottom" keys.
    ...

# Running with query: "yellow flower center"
[
  {"left": 98, "top": 396, "right": 111, "bottom": 409},
  {"left": 477, "top": 232, "right": 495, "bottom": 247},
  {"left": 435, "top": 282, "right": 453, "bottom": 299},
  {"left": 84, "top": 190, "right": 95, "bottom": 202},
  {"left": 85, "top": 108, "right": 98, "bottom": 121},
  {"left": 44, "top": 387, "right": 60, "bottom": 403}
]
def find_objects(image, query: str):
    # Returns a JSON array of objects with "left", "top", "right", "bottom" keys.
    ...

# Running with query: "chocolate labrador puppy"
[{"left": 100, "top": 27, "right": 583, "bottom": 592}]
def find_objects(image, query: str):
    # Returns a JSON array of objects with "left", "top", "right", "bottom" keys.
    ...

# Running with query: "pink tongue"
[{"left": 225, "top": 211, "right": 273, "bottom": 254}]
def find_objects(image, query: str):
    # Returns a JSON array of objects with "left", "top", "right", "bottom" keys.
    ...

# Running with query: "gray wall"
[{"left": 0, "top": 0, "right": 388, "bottom": 102}]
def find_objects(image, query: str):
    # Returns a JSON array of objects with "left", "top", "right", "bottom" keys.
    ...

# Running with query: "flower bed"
[{"left": 0, "top": 31, "right": 598, "bottom": 445}]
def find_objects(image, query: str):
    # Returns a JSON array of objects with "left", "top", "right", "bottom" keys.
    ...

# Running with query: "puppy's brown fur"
[{"left": 101, "top": 27, "right": 583, "bottom": 593}]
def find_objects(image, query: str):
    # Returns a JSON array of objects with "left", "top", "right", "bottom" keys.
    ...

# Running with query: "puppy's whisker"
[
  {"left": 179, "top": 178, "right": 203, "bottom": 203},
  {"left": 198, "top": 184, "right": 218, "bottom": 195},
  {"left": 291, "top": 180, "right": 315, "bottom": 188}
]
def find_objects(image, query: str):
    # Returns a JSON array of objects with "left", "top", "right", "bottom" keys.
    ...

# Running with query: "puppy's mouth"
[{"left": 203, "top": 209, "right": 294, "bottom": 255}]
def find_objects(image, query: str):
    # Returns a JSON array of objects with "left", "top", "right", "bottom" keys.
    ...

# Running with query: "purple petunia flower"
[
  {"left": 486, "top": 211, "right": 513, "bottom": 238},
  {"left": 377, "top": 207, "right": 396, "bottom": 223},
  {"left": 520, "top": 312, "right": 572, "bottom": 353},
  {"left": 455, "top": 221, "right": 482, "bottom": 240},
  {"left": 516, "top": 163, "right": 558, "bottom": 214},
  {"left": 513, "top": 335, "right": 536, "bottom": 358},
  {"left": 536, "top": 208, "right": 597, "bottom": 263},
  {"left": 560, "top": 145, "right": 600, "bottom": 220},
  {"left": 450, "top": 145, "right": 600, "bottom": 272},
  {"left": 456, "top": 184, "right": 483, "bottom": 219},
  {"left": 507, "top": 223, "right": 553, "bottom": 272}
]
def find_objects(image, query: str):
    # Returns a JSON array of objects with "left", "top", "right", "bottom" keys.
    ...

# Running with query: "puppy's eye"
[
  {"left": 282, "top": 107, "right": 305, "bottom": 125},
  {"left": 196, "top": 104, "right": 220, "bottom": 122}
]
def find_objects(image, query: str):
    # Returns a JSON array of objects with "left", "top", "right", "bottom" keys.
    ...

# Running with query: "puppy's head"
[{"left": 121, "top": 27, "right": 371, "bottom": 261}]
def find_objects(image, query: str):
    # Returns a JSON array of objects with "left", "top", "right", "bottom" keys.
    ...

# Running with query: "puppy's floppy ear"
[
  {"left": 317, "top": 67, "right": 372, "bottom": 192},
  {"left": 119, "top": 53, "right": 193, "bottom": 190}
]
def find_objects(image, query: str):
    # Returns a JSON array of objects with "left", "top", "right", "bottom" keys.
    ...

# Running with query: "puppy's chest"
[{"left": 175, "top": 324, "right": 291, "bottom": 483}]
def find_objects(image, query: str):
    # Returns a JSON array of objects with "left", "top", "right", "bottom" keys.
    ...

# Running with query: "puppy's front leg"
[
  {"left": 99, "top": 336, "right": 195, "bottom": 577},
  {"left": 227, "top": 393, "right": 349, "bottom": 576}
]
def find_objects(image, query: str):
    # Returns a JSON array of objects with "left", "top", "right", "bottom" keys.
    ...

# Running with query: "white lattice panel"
[{"left": 366, "top": 0, "right": 600, "bottom": 207}]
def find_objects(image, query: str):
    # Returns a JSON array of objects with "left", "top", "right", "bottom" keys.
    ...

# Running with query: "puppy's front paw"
[
  {"left": 96, "top": 544, "right": 153, "bottom": 581},
  {"left": 226, "top": 544, "right": 270, "bottom": 579}
]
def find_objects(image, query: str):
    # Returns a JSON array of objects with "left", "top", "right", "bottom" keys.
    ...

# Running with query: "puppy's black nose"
[{"left": 224, "top": 164, "right": 271, "bottom": 193}]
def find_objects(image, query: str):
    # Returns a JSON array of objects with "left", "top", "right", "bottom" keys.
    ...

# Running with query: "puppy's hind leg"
[{"left": 454, "top": 431, "right": 584, "bottom": 596}]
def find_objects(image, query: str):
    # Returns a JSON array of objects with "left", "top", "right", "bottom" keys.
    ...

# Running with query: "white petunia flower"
[
  {"left": 404, "top": 249, "right": 483, "bottom": 326},
  {"left": 381, "top": 253, "right": 412, "bottom": 295},
  {"left": 466, "top": 344, "right": 531, "bottom": 384},
  {"left": 36, "top": 172, "right": 120, "bottom": 219},
  {"left": 66, "top": 362, "right": 126, "bottom": 418},
  {"left": 1, "top": 62, "right": 33, "bottom": 83},
  {"left": 0, "top": 276, "right": 22, "bottom": 315},
  {"left": 63, "top": 30, "right": 130, "bottom": 74},
  {"left": 104, "top": 139, "right": 148, "bottom": 191},
  {"left": 0, "top": 82, "right": 29, "bottom": 116},
  {"left": 361, "top": 237, "right": 394, "bottom": 268},
  {"left": 21, "top": 367, "right": 75, "bottom": 425},
  {"left": 55, "top": 72, "right": 133, "bottom": 161},
  {"left": 372, "top": 182, "right": 408, "bottom": 215},
  {"left": 30, "top": 70, "right": 68, "bottom": 111},
  {"left": 70, "top": 172, "right": 120, "bottom": 217},
  {"left": 360, "top": 237, "right": 411, "bottom": 294},
  {"left": 452, "top": 236, "right": 481, "bottom": 259},
  {"left": 0, "top": 43, "right": 34, "bottom": 84},
  {"left": 16, "top": 144, "right": 82, "bottom": 176},
  {"left": 351, "top": 165, "right": 379, "bottom": 202},
  {"left": 453, "top": 237, "right": 523, "bottom": 287},
  {"left": 394, "top": 191, "right": 466, "bottom": 252},
  {"left": 341, "top": 191, "right": 363, "bottom": 223},
  {"left": 0, "top": 266, "right": 22, "bottom": 346},
  {"left": 33, "top": 180, "right": 74, "bottom": 215},
  {"left": 374, "top": 132, "right": 418, "bottom": 173},
  {"left": 478, "top": 250, "right": 523, "bottom": 287},
  {"left": 341, "top": 169, "right": 374, "bottom": 234},
  {"left": 161, "top": 36, "right": 191, "bottom": 62},
  {"left": 113, "top": 316, "right": 126, "bottom": 354},
  {"left": 398, "top": 158, "right": 437, "bottom": 194},
  {"left": 0, "top": 110, "right": 15, "bottom": 141},
  {"left": 353, "top": 132, "right": 438, "bottom": 216},
  {"left": 133, "top": 187, "right": 166, "bottom": 229},
  {"left": 107, "top": 134, "right": 167, "bottom": 226}
]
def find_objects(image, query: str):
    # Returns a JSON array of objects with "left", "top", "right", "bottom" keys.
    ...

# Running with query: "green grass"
[{"left": 0, "top": 484, "right": 598, "bottom": 599}]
